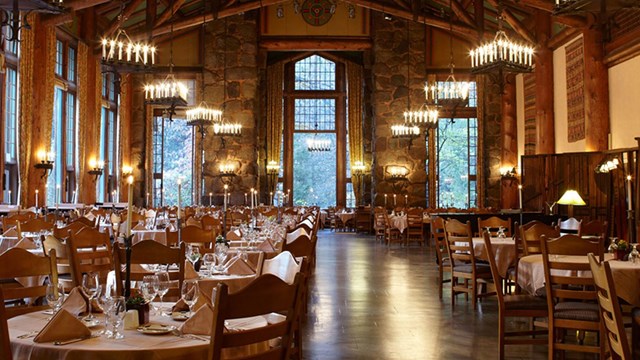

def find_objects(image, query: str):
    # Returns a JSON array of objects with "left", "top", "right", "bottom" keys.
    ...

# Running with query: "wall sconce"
[
  {"left": 34, "top": 150, "right": 54, "bottom": 179},
  {"left": 500, "top": 166, "right": 518, "bottom": 179},
  {"left": 88, "top": 159, "right": 105, "bottom": 181},
  {"left": 122, "top": 165, "right": 133, "bottom": 176},
  {"left": 352, "top": 161, "right": 366, "bottom": 177},
  {"left": 218, "top": 162, "right": 237, "bottom": 185},
  {"left": 266, "top": 160, "right": 280, "bottom": 175},
  {"left": 387, "top": 165, "right": 409, "bottom": 181}
]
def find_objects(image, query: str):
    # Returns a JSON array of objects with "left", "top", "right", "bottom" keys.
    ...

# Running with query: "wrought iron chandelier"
[
  {"left": 101, "top": 30, "right": 155, "bottom": 69},
  {"left": 0, "top": 0, "right": 65, "bottom": 42},
  {"left": 307, "top": 123, "right": 331, "bottom": 152},
  {"left": 469, "top": 1, "right": 534, "bottom": 75},
  {"left": 213, "top": 18, "right": 242, "bottom": 139}
]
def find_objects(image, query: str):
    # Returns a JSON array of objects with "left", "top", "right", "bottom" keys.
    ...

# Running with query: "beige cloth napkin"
[
  {"left": 132, "top": 223, "right": 146, "bottom": 231},
  {"left": 179, "top": 304, "right": 213, "bottom": 335},
  {"left": 185, "top": 261, "right": 199, "bottom": 280},
  {"left": 2, "top": 227, "right": 18, "bottom": 237},
  {"left": 33, "top": 309, "right": 91, "bottom": 343},
  {"left": 14, "top": 237, "right": 37, "bottom": 250},
  {"left": 257, "top": 239, "right": 275, "bottom": 252},
  {"left": 84, "top": 212, "right": 96, "bottom": 221},
  {"left": 226, "top": 229, "right": 242, "bottom": 241},
  {"left": 60, "top": 287, "right": 88, "bottom": 316},
  {"left": 226, "top": 257, "right": 255, "bottom": 275}
]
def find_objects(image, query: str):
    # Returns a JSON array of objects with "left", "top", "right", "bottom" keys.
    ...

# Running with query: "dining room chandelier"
[
  {"left": 186, "top": 103, "right": 222, "bottom": 126},
  {"left": 307, "top": 122, "right": 330, "bottom": 152},
  {"left": 469, "top": 1, "right": 534, "bottom": 75},
  {"left": 391, "top": 124, "right": 421, "bottom": 139},
  {"left": 101, "top": 30, "right": 155, "bottom": 70}
]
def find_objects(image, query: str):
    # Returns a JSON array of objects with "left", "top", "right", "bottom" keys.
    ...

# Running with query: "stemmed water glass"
[
  {"left": 215, "top": 245, "right": 229, "bottom": 273},
  {"left": 155, "top": 271, "right": 170, "bottom": 316},
  {"left": 45, "top": 282, "right": 65, "bottom": 316},
  {"left": 140, "top": 275, "right": 159, "bottom": 314},
  {"left": 181, "top": 280, "right": 199, "bottom": 317},
  {"left": 187, "top": 245, "right": 201, "bottom": 268},
  {"left": 202, "top": 253, "right": 215, "bottom": 276},
  {"left": 106, "top": 296, "right": 126, "bottom": 340},
  {"left": 82, "top": 272, "right": 101, "bottom": 320},
  {"left": 630, "top": 243, "right": 640, "bottom": 264}
]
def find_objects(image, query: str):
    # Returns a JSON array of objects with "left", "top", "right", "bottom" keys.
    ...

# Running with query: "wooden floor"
[{"left": 302, "top": 230, "right": 551, "bottom": 360}]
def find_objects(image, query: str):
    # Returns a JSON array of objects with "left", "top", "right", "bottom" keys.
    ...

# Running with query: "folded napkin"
[
  {"left": 60, "top": 287, "right": 88, "bottom": 316},
  {"left": 110, "top": 213, "right": 121, "bottom": 224},
  {"left": 84, "top": 212, "right": 96, "bottom": 221},
  {"left": 179, "top": 304, "right": 213, "bottom": 336},
  {"left": 185, "top": 261, "right": 199, "bottom": 280},
  {"left": 226, "top": 230, "right": 242, "bottom": 241},
  {"left": 172, "top": 296, "right": 207, "bottom": 313},
  {"left": 257, "top": 239, "right": 275, "bottom": 252},
  {"left": 14, "top": 237, "right": 37, "bottom": 250},
  {"left": 2, "top": 227, "right": 18, "bottom": 237},
  {"left": 226, "top": 257, "right": 255, "bottom": 276},
  {"left": 33, "top": 309, "right": 91, "bottom": 343}
]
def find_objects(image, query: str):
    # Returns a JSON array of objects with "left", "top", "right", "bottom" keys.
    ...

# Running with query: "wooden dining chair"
[
  {"left": 405, "top": 208, "right": 424, "bottom": 246},
  {"left": 431, "top": 216, "right": 451, "bottom": 299},
  {"left": 207, "top": 273, "right": 304, "bottom": 360},
  {"left": 633, "top": 308, "right": 640, "bottom": 360},
  {"left": 556, "top": 217, "right": 582, "bottom": 235},
  {"left": 201, "top": 215, "right": 221, "bottom": 235},
  {"left": 540, "top": 234, "right": 605, "bottom": 359},
  {"left": 372, "top": 209, "right": 386, "bottom": 243},
  {"left": 113, "top": 241, "right": 185, "bottom": 301},
  {"left": 66, "top": 227, "right": 113, "bottom": 287},
  {"left": 42, "top": 235, "right": 74, "bottom": 292},
  {"left": 0, "top": 248, "right": 58, "bottom": 318},
  {"left": 444, "top": 219, "right": 493, "bottom": 310},
  {"left": 259, "top": 250, "right": 302, "bottom": 284},
  {"left": 519, "top": 222, "right": 560, "bottom": 256},
  {"left": 17, "top": 218, "right": 54, "bottom": 235},
  {"left": 70, "top": 217, "right": 96, "bottom": 229},
  {"left": 52, "top": 221, "right": 87, "bottom": 240},
  {"left": 482, "top": 231, "right": 547, "bottom": 360},
  {"left": 587, "top": 253, "right": 631, "bottom": 360},
  {"left": 477, "top": 216, "right": 512, "bottom": 237},
  {"left": 282, "top": 234, "right": 314, "bottom": 261},
  {"left": 0, "top": 287, "right": 11, "bottom": 360},
  {"left": 383, "top": 212, "right": 403, "bottom": 246},
  {"left": 579, "top": 219, "right": 607, "bottom": 239},
  {"left": 181, "top": 225, "right": 215, "bottom": 251}
]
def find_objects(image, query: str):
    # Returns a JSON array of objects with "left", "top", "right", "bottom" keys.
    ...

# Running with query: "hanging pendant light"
[
  {"left": 307, "top": 123, "right": 331, "bottom": 152},
  {"left": 469, "top": 1, "right": 534, "bottom": 75},
  {"left": 213, "top": 17, "right": 242, "bottom": 139}
]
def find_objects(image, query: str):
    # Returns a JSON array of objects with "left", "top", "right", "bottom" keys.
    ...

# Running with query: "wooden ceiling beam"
[
  {"left": 486, "top": 0, "right": 535, "bottom": 43},
  {"left": 505, "top": 0, "right": 587, "bottom": 27},
  {"left": 154, "top": 0, "right": 186, "bottom": 28},
  {"left": 103, "top": 0, "right": 145, "bottom": 38},
  {"left": 260, "top": 37, "right": 372, "bottom": 51},
  {"left": 431, "top": 0, "right": 476, "bottom": 28},
  {"left": 64, "top": 0, "right": 111, "bottom": 11}
]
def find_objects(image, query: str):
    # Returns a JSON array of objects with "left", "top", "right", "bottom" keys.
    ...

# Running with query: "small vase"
[
  {"left": 615, "top": 249, "right": 627, "bottom": 261},
  {"left": 126, "top": 303, "right": 150, "bottom": 325}
]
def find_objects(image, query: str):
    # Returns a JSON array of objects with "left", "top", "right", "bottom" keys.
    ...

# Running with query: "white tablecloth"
[
  {"left": 517, "top": 254, "right": 640, "bottom": 307},
  {"left": 469, "top": 237, "right": 516, "bottom": 278},
  {"left": 388, "top": 214, "right": 408, "bottom": 233}
]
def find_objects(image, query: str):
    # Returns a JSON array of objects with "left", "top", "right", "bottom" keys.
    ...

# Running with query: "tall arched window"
[{"left": 282, "top": 54, "right": 354, "bottom": 207}]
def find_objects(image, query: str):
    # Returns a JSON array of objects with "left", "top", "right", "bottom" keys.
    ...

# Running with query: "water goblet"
[
  {"left": 107, "top": 296, "right": 126, "bottom": 340},
  {"left": 155, "top": 271, "right": 170, "bottom": 316},
  {"left": 82, "top": 272, "right": 101, "bottom": 320},
  {"left": 187, "top": 246, "right": 201, "bottom": 267},
  {"left": 202, "top": 253, "right": 215, "bottom": 276},
  {"left": 141, "top": 275, "right": 159, "bottom": 314},
  {"left": 181, "top": 280, "right": 199, "bottom": 317},
  {"left": 630, "top": 244, "right": 640, "bottom": 264},
  {"left": 45, "top": 282, "right": 65, "bottom": 317}
]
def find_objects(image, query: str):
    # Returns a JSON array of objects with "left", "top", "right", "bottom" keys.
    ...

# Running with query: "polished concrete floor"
[{"left": 301, "top": 230, "right": 550, "bottom": 360}]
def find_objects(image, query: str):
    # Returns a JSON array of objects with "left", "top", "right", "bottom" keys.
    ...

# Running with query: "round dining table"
[
  {"left": 466, "top": 237, "right": 516, "bottom": 278},
  {"left": 517, "top": 254, "right": 640, "bottom": 307},
  {"left": 9, "top": 312, "right": 208, "bottom": 360}
]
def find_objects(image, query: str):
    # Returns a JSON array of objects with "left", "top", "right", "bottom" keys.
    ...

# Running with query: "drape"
[
  {"left": 266, "top": 63, "right": 284, "bottom": 193},
  {"left": 76, "top": 42, "right": 88, "bottom": 203},
  {"left": 119, "top": 73, "right": 130, "bottom": 199},
  {"left": 347, "top": 63, "right": 364, "bottom": 205},
  {"left": 18, "top": 15, "right": 36, "bottom": 206}
]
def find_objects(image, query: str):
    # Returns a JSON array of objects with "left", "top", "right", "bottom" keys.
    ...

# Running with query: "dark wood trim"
[{"left": 260, "top": 37, "right": 372, "bottom": 51}]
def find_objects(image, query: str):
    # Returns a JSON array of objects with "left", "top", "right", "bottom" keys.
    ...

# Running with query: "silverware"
[
  {"left": 17, "top": 331, "right": 38, "bottom": 339},
  {"left": 53, "top": 334, "right": 99, "bottom": 346}
]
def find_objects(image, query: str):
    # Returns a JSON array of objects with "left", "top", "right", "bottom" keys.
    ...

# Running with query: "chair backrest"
[
  {"left": 444, "top": 219, "right": 475, "bottom": 268},
  {"left": 540, "top": 234, "right": 601, "bottom": 307},
  {"left": 579, "top": 220, "right": 607, "bottom": 238},
  {"left": 52, "top": 221, "right": 87, "bottom": 240},
  {"left": 406, "top": 208, "right": 423, "bottom": 231},
  {"left": 282, "top": 234, "right": 314, "bottom": 259},
  {"left": 181, "top": 225, "right": 215, "bottom": 250},
  {"left": 18, "top": 218, "right": 54, "bottom": 234},
  {"left": 113, "top": 241, "right": 185, "bottom": 300},
  {"left": 557, "top": 217, "right": 581, "bottom": 234},
  {"left": 481, "top": 231, "right": 505, "bottom": 308},
  {"left": 201, "top": 215, "right": 221, "bottom": 234},
  {"left": 286, "top": 227, "right": 310, "bottom": 244},
  {"left": 70, "top": 217, "right": 95, "bottom": 229},
  {"left": 0, "top": 287, "right": 11, "bottom": 360},
  {"left": 208, "top": 273, "right": 303, "bottom": 360},
  {"left": 520, "top": 223, "right": 560, "bottom": 256},
  {"left": 185, "top": 216, "right": 202, "bottom": 228},
  {"left": 259, "top": 251, "right": 303, "bottom": 285},
  {"left": 477, "top": 216, "right": 512, "bottom": 237},
  {"left": 0, "top": 248, "right": 58, "bottom": 318},
  {"left": 588, "top": 253, "right": 631, "bottom": 360},
  {"left": 431, "top": 217, "right": 448, "bottom": 264},
  {"left": 2, "top": 213, "right": 35, "bottom": 229},
  {"left": 165, "top": 228, "right": 178, "bottom": 247},
  {"left": 66, "top": 227, "right": 113, "bottom": 287},
  {"left": 42, "top": 235, "right": 73, "bottom": 291}
]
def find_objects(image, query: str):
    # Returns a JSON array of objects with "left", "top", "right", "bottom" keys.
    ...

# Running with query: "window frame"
[
  {"left": 2, "top": 27, "right": 20, "bottom": 205},
  {"left": 100, "top": 72, "right": 120, "bottom": 202}
]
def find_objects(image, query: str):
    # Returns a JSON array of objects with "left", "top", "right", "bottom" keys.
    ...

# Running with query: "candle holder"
[
  {"left": 88, "top": 168, "right": 104, "bottom": 181},
  {"left": 123, "top": 234, "right": 134, "bottom": 299},
  {"left": 34, "top": 161, "right": 54, "bottom": 179}
]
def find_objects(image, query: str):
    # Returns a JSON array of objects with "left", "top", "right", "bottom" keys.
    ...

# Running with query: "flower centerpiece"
[{"left": 126, "top": 291, "right": 150, "bottom": 325}]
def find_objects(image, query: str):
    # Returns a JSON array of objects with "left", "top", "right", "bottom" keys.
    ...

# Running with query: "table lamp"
[{"left": 556, "top": 189, "right": 586, "bottom": 217}]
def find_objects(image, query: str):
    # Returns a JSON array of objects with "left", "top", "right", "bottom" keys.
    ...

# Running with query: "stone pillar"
[{"left": 583, "top": 26, "right": 610, "bottom": 152}]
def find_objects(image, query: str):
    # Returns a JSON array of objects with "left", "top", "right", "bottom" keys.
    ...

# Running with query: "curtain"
[
  {"left": 76, "top": 42, "right": 89, "bottom": 203},
  {"left": 119, "top": 73, "right": 130, "bottom": 200},
  {"left": 347, "top": 63, "right": 364, "bottom": 205},
  {"left": 266, "top": 63, "right": 284, "bottom": 193}
]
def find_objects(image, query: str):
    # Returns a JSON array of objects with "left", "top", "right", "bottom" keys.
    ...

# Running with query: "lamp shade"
[{"left": 557, "top": 190, "right": 586, "bottom": 206}]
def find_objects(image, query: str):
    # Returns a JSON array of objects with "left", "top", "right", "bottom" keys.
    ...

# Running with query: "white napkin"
[
  {"left": 179, "top": 304, "right": 213, "bottom": 335},
  {"left": 33, "top": 309, "right": 91, "bottom": 343}
]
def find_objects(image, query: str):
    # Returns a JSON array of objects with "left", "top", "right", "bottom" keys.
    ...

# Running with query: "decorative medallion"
[{"left": 301, "top": 0, "right": 333, "bottom": 26}]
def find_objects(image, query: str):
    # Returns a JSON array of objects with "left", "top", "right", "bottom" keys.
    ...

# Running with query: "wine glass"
[
  {"left": 82, "top": 272, "right": 101, "bottom": 320},
  {"left": 187, "top": 245, "right": 201, "bottom": 267},
  {"left": 181, "top": 280, "right": 199, "bottom": 317},
  {"left": 155, "top": 271, "right": 170, "bottom": 316},
  {"left": 215, "top": 245, "right": 229, "bottom": 273},
  {"left": 140, "top": 275, "right": 159, "bottom": 314},
  {"left": 630, "top": 244, "right": 640, "bottom": 264},
  {"left": 202, "top": 253, "right": 215, "bottom": 276},
  {"left": 107, "top": 296, "right": 126, "bottom": 340},
  {"left": 45, "top": 282, "right": 65, "bottom": 316}
]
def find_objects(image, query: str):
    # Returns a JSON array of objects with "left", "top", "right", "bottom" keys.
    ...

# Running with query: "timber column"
[
  {"left": 583, "top": 24, "right": 610, "bottom": 151},
  {"left": 534, "top": 10, "right": 554, "bottom": 155}
]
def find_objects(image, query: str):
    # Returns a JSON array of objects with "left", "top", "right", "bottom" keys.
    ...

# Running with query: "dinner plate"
[
  {"left": 171, "top": 312, "right": 190, "bottom": 321},
  {"left": 137, "top": 324, "right": 176, "bottom": 335}
]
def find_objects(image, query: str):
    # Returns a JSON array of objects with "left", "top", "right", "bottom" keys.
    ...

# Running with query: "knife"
[{"left": 53, "top": 334, "right": 98, "bottom": 346}]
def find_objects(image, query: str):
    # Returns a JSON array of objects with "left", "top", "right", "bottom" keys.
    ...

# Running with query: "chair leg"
[
  {"left": 472, "top": 279, "right": 477, "bottom": 310},
  {"left": 438, "top": 268, "right": 443, "bottom": 299},
  {"left": 498, "top": 313, "right": 505, "bottom": 360}
]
